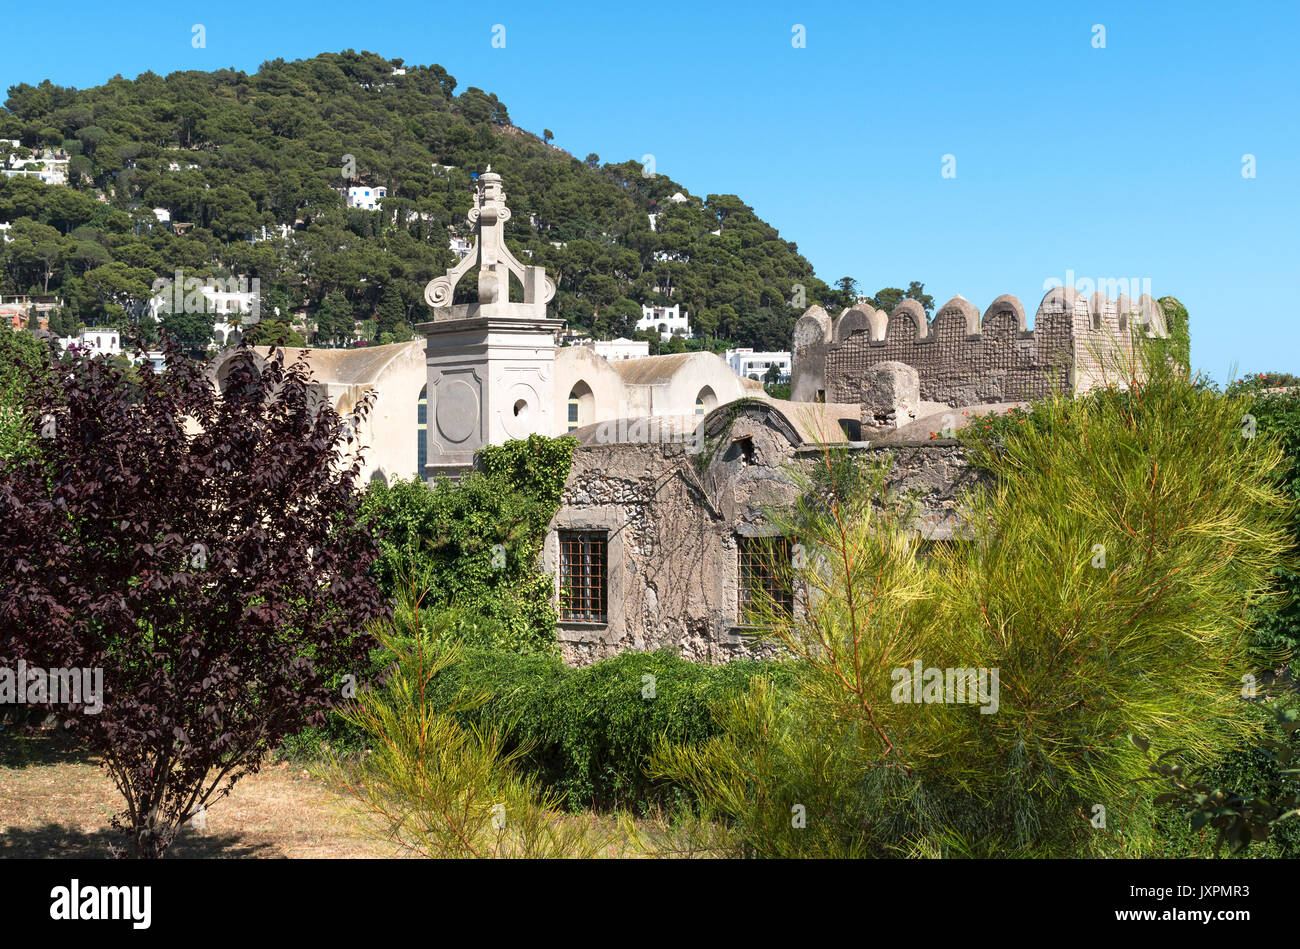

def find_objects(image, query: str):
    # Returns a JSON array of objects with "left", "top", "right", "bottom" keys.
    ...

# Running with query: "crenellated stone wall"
[{"left": 796, "top": 287, "right": 1166, "bottom": 407}]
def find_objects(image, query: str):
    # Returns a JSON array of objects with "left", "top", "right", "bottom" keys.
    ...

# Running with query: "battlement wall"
[{"left": 794, "top": 287, "right": 1165, "bottom": 407}]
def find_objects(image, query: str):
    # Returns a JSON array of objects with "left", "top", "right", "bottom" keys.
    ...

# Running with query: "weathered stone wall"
[
  {"left": 544, "top": 442, "right": 754, "bottom": 666},
  {"left": 871, "top": 439, "right": 984, "bottom": 541},
  {"left": 801, "top": 288, "right": 1166, "bottom": 409},
  {"left": 545, "top": 432, "right": 988, "bottom": 666},
  {"left": 825, "top": 295, "right": 1074, "bottom": 406},
  {"left": 791, "top": 305, "right": 832, "bottom": 402}
]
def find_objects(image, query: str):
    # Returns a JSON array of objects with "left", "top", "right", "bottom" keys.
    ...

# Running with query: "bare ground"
[
  {"left": 0, "top": 729, "right": 402, "bottom": 858},
  {"left": 0, "top": 729, "right": 710, "bottom": 858}
]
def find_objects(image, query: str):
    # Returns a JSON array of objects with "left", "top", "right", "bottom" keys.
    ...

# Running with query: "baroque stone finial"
[{"left": 422, "top": 170, "right": 556, "bottom": 318}]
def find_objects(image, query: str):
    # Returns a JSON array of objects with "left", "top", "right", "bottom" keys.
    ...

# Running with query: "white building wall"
[
  {"left": 588, "top": 338, "right": 649, "bottom": 361},
  {"left": 346, "top": 186, "right": 388, "bottom": 210},
  {"left": 636, "top": 304, "right": 690, "bottom": 341},
  {"left": 59, "top": 328, "right": 121, "bottom": 357},
  {"left": 726, "top": 348, "right": 792, "bottom": 381}
]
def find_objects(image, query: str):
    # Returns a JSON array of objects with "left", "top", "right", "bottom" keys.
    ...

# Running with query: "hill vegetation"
[{"left": 0, "top": 50, "right": 855, "bottom": 349}]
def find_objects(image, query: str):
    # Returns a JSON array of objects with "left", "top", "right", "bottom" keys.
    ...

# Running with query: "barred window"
[
  {"left": 559, "top": 531, "right": 607, "bottom": 623},
  {"left": 917, "top": 538, "right": 955, "bottom": 561},
  {"left": 738, "top": 535, "right": 795, "bottom": 623}
]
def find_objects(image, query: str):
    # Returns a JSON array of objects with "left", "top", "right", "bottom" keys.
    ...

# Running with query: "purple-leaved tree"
[{"left": 0, "top": 339, "right": 388, "bottom": 857}]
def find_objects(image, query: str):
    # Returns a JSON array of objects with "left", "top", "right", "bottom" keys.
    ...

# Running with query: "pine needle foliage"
[
  {"left": 652, "top": 338, "right": 1294, "bottom": 857},
  {"left": 320, "top": 582, "right": 609, "bottom": 858}
]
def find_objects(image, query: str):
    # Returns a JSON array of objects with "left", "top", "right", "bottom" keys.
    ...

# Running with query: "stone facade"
[
  {"left": 791, "top": 305, "right": 832, "bottom": 402},
  {"left": 859, "top": 360, "right": 920, "bottom": 430},
  {"left": 545, "top": 398, "right": 987, "bottom": 666}
]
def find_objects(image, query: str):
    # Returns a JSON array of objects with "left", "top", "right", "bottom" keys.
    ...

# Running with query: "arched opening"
[
  {"left": 452, "top": 266, "right": 526, "bottom": 306},
  {"left": 513, "top": 398, "right": 532, "bottom": 428},
  {"left": 215, "top": 351, "right": 261, "bottom": 397},
  {"left": 416, "top": 384, "right": 428, "bottom": 478},
  {"left": 695, "top": 385, "right": 717, "bottom": 416},
  {"left": 567, "top": 380, "right": 594, "bottom": 432}
]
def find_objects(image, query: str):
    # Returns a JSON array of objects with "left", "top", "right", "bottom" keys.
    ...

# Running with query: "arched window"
[
  {"left": 416, "top": 385, "right": 428, "bottom": 478},
  {"left": 568, "top": 381, "right": 593, "bottom": 432},
  {"left": 695, "top": 386, "right": 717, "bottom": 416}
]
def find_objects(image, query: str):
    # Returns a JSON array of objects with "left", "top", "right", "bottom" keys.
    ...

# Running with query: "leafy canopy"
[{"left": 0, "top": 341, "right": 388, "bottom": 857}]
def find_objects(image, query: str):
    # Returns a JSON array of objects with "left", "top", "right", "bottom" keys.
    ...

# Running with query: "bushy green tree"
[
  {"left": 374, "top": 283, "right": 406, "bottom": 337},
  {"left": 0, "top": 327, "right": 46, "bottom": 461},
  {"left": 243, "top": 319, "right": 306, "bottom": 348},
  {"left": 1226, "top": 375, "right": 1300, "bottom": 662},
  {"left": 313, "top": 291, "right": 355, "bottom": 347}
]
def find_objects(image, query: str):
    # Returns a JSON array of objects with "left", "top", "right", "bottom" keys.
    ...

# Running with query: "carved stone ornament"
[{"left": 422, "top": 171, "right": 556, "bottom": 317}]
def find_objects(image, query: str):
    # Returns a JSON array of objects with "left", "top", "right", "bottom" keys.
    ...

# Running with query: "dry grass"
[
  {"left": 0, "top": 729, "right": 402, "bottom": 858},
  {"left": 0, "top": 728, "right": 718, "bottom": 858}
]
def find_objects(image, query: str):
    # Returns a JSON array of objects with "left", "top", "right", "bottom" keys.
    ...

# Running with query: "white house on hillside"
[
  {"left": 149, "top": 283, "right": 259, "bottom": 322},
  {"left": 346, "top": 186, "right": 387, "bottom": 210},
  {"left": 581, "top": 337, "right": 650, "bottom": 361},
  {"left": 2, "top": 150, "right": 69, "bottom": 185},
  {"left": 725, "top": 348, "right": 792, "bottom": 383},
  {"left": 59, "top": 327, "right": 120, "bottom": 357},
  {"left": 637, "top": 304, "right": 690, "bottom": 341}
]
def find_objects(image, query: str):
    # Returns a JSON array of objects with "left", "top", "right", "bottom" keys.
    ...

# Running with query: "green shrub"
[
  {"left": 318, "top": 586, "right": 607, "bottom": 857},
  {"left": 421, "top": 647, "right": 796, "bottom": 813},
  {"left": 357, "top": 434, "right": 576, "bottom": 653},
  {"left": 1225, "top": 376, "right": 1300, "bottom": 661},
  {"left": 1140, "top": 702, "right": 1300, "bottom": 857},
  {"left": 0, "top": 327, "right": 47, "bottom": 463}
]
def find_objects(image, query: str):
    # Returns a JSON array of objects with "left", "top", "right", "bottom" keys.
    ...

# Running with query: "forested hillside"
[{"left": 0, "top": 50, "right": 846, "bottom": 349}]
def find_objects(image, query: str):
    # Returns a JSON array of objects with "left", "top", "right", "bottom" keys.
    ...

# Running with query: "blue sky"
[{"left": 3, "top": 0, "right": 1296, "bottom": 380}]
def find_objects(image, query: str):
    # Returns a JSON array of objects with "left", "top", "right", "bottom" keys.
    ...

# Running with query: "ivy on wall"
[
  {"left": 1154, "top": 296, "right": 1191, "bottom": 372},
  {"left": 358, "top": 434, "right": 578, "bottom": 653}
]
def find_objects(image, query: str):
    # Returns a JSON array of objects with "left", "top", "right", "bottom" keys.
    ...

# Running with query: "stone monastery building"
[{"left": 212, "top": 171, "right": 1166, "bottom": 665}]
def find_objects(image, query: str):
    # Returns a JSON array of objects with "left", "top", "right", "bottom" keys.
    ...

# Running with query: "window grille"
[
  {"left": 560, "top": 531, "right": 607, "bottom": 623},
  {"left": 738, "top": 535, "right": 795, "bottom": 622}
]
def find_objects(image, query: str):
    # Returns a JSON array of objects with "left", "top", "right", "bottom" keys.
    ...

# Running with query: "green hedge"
[{"left": 422, "top": 648, "right": 796, "bottom": 812}]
